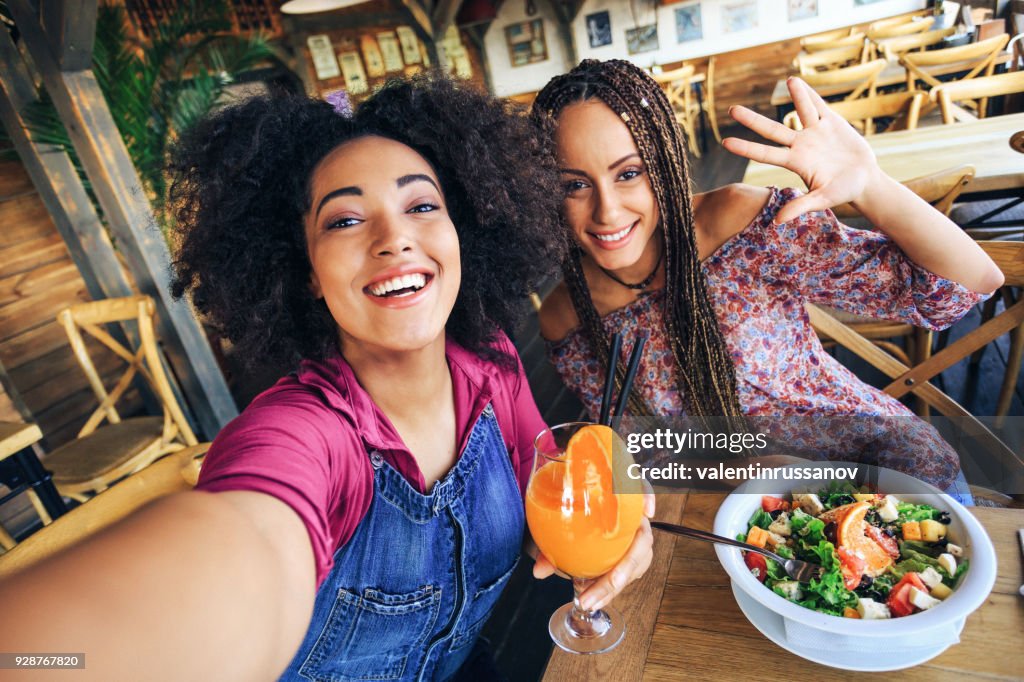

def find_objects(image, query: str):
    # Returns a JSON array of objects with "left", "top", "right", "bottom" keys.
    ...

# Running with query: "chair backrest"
[
  {"left": 930, "top": 69, "right": 1024, "bottom": 123},
  {"left": 57, "top": 295, "right": 197, "bottom": 446},
  {"left": 900, "top": 33, "right": 1010, "bottom": 90},
  {"left": 806, "top": 241, "right": 1024, "bottom": 482},
  {"left": 653, "top": 63, "right": 697, "bottom": 118},
  {"left": 802, "top": 59, "right": 887, "bottom": 101},
  {"left": 795, "top": 43, "right": 866, "bottom": 75},
  {"left": 783, "top": 90, "right": 926, "bottom": 135},
  {"left": 832, "top": 164, "right": 975, "bottom": 218},
  {"left": 803, "top": 33, "right": 867, "bottom": 53},
  {"left": 876, "top": 26, "right": 956, "bottom": 61},
  {"left": 867, "top": 17, "right": 933, "bottom": 41},
  {"left": 801, "top": 27, "right": 856, "bottom": 48},
  {"left": 0, "top": 443, "right": 210, "bottom": 579}
]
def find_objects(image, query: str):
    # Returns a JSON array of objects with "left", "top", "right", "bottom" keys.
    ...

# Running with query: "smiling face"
[
  {"left": 555, "top": 99, "right": 661, "bottom": 275},
  {"left": 304, "top": 136, "right": 460, "bottom": 357}
]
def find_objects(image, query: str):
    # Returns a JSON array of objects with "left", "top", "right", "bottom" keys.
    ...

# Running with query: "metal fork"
[{"left": 650, "top": 520, "right": 823, "bottom": 583}]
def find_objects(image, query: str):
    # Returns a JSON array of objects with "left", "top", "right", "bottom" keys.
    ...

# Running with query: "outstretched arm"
[
  {"left": 0, "top": 490, "right": 315, "bottom": 681},
  {"left": 723, "top": 77, "right": 1003, "bottom": 294}
]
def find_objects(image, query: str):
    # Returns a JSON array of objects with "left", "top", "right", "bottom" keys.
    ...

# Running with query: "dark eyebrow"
[
  {"left": 397, "top": 173, "right": 440, "bottom": 192},
  {"left": 558, "top": 153, "right": 642, "bottom": 178},
  {"left": 315, "top": 186, "right": 361, "bottom": 220}
]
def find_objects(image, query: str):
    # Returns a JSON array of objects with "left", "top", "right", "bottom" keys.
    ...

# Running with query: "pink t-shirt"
[{"left": 196, "top": 333, "right": 547, "bottom": 587}]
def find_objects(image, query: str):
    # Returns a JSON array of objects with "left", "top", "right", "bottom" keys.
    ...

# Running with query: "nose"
[
  {"left": 372, "top": 213, "right": 414, "bottom": 257},
  {"left": 592, "top": 183, "right": 625, "bottom": 228}
]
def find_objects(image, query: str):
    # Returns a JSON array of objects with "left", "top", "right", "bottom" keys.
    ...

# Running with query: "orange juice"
[{"left": 525, "top": 425, "right": 644, "bottom": 578}]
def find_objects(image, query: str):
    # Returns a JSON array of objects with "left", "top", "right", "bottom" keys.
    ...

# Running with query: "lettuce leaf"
[{"left": 748, "top": 508, "right": 773, "bottom": 530}]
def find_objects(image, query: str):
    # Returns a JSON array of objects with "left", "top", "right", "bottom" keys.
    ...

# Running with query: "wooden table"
[
  {"left": 0, "top": 421, "right": 66, "bottom": 527},
  {"left": 542, "top": 493, "right": 1023, "bottom": 681},
  {"left": 742, "top": 111, "right": 1024, "bottom": 198},
  {"left": 770, "top": 53, "right": 1014, "bottom": 110}
]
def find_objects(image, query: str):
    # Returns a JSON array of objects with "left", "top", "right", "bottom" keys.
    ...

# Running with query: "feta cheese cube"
[
  {"left": 876, "top": 497, "right": 899, "bottom": 523},
  {"left": 908, "top": 586, "right": 942, "bottom": 611},
  {"left": 793, "top": 493, "right": 824, "bottom": 516},
  {"left": 946, "top": 542, "right": 963, "bottom": 558},
  {"left": 768, "top": 513, "right": 792, "bottom": 537},
  {"left": 938, "top": 553, "right": 957, "bottom": 577},
  {"left": 774, "top": 580, "right": 803, "bottom": 601},
  {"left": 919, "top": 566, "right": 944, "bottom": 589},
  {"left": 857, "top": 598, "right": 891, "bottom": 619}
]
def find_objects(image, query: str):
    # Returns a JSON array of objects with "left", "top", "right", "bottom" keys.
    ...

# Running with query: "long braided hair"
[{"left": 534, "top": 59, "right": 745, "bottom": 425}]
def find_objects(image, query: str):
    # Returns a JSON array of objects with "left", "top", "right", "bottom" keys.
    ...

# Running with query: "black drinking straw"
[
  {"left": 599, "top": 332, "right": 623, "bottom": 426},
  {"left": 611, "top": 333, "right": 649, "bottom": 431}
]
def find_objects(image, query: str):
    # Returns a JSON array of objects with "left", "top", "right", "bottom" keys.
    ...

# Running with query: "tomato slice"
[
  {"left": 865, "top": 525, "right": 900, "bottom": 560},
  {"left": 887, "top": 572, "right": 926, "bottom": 618},
  {"left": 761, "top": 496, "right": 790, "bottom": 513},
  {"left": 837, "top": 547, "right": 866, "bottom": 591},
  {"left": 744, "top": 552, "right": 768, "bottom": 583}
]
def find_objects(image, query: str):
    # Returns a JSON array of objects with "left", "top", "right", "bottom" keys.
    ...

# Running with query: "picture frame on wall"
[
  {"left": 722, "top": 0, "right": 758, "bottom": 32},
  {"left": 675, "top": 3, "right": 703, "bottom": 42},
  {"left": 376, "top": 32, "right": 405, "bottom": 72},
  {"left": 625, "top": 24, "right": 659, "bottom": 55},
  {"left": 586, "top": 11, "right": 613, "bottom": 48},
  {"left": 307, "top": 34, "right": 340, "bottom": 80},
  {"left": 788, "top": 0, "right": 818, "bottom": 20},
  {"left": 504, "top": 19, "right": 548, "bottom": 67},
  {"left": 338, "top": 51, "right": 368, "bottom": 94},
  {"left": 396, "top": 26, "right": 422, "bottom": 65}
]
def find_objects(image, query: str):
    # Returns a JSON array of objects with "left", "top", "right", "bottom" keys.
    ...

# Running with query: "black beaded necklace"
[{"left": 599, "top": 248, "right": 663, "bottom": 290}]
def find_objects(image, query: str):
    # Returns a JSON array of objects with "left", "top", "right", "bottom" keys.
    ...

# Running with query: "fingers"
[
  {"left": 532, "top": 552, "right": 555, "bottom": 579},
  {"left": 579, "top": 518, "right": 654, "bottom": 611},
  {"left": 728, "top": 105, "right": 796, "bottom": 147},
  {"left": 722, "top": 136, "right": 789, "bottom": 168},
  {"left": 788, "top": 77, "right": 825, "bottom": 129},
  {"left": 643, "top": 491, "right": 656, "bottom": 518}
]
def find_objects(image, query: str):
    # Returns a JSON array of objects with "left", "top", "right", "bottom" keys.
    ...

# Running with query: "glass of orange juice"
[{"left": 526, "top": 421, "right": 644, "bottom": 654}]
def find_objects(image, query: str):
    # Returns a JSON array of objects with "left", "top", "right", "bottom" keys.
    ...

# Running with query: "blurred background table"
[
  {"left": 542, "top": 492, "right": 1023, "bottom": 681},
  {"left": 0, "top": 422, "right": 67, "bottom": 529}
]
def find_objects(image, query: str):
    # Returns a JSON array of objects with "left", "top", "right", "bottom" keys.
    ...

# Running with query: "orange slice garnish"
[{"left": 819, "top": 501, "right": 894, "bottom": 577}]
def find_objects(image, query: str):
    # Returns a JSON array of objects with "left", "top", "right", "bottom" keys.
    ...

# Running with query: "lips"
[
  {"left": 589, "top": 221, "right": 638, "bottom": 251},
  {"left": 363, "top": 265, "right": 435, "bottom": 309}
]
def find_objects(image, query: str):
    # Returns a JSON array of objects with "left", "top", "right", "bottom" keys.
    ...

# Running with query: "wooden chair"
[
  {"left": 930, "top": 69, "right": 1024, "bottom": 123},
  {"left": 900, "top": 32, "right": 1009, "bottom": 93},
  {"left": 802, "top": 33, "right": 867, "bottom": 54},
  {"left": 43, "top": 295, "right": 198, "bottom": 502},
  {"left": 654, "top": 64, "right": 702, "bottom": 157},
  {"left": 800, "top": 27, "right": 857, "bottom": 49},
  {"left": 875, "top": 27, "right": 956, "bottom": 62},
  {"left": 784, "top": 90, "right": 926, "bottom": 136},
  {"left": 702, "top": 56, "right": 722, "bottom": 144},
  {"left": 816, "top": 165, "right": 976, "bottom": 416},
  {"left": 795, "top": 43, "right": 867, "bottom": 75},
  {"left": 802, "top": 59, "right": 887, "bottom": 101},
  {"left": 0, "top": 443, "right": 209, "bottom": 579}
]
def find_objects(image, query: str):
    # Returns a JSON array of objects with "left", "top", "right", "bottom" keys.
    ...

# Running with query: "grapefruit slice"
[
  {"left": 564, "top": 424, "right": 619, "bottom": 537},
  {"left": 819, "top": 501, "right": 894, "bottom": 577}
]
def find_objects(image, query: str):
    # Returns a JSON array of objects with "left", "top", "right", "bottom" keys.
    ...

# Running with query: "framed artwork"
[
  {"left": 306, "top": 34, "right": 340, "bottom": 80},
  {"left": 853, "top": 0, "right": 883, "bottom": 4},
  {"left": 337, "top": 51, "right": 368, "bottom": 94},
  {"left": 626, "top": 24, "right": 659, "bottom": 55},
  {"left": 376, "top": 32, "right": 405, "bottom": 72},
  {"left": 505, "top": 19, "right": 548, "bottom": 67},
  {"left": 359, "top": 35, "right": 385, "bottom": 78},
  {"left": 586, "top": 11, "right": 613, "bottom": 48},
  {"left": 396, "top": 26, "right": 422, "bottom": 64},
  {"left": 788, "top": 0, "right": 817, "bottom": 20},
  {"left": 675, "top": 4, "right": 703, "bottom": 42},
  {"left": 722, "top": 1, "right": 758, "bottom": 33}
]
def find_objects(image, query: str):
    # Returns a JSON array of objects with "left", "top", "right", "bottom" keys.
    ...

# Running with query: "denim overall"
[{"left": 280, "top": 403, "right": 525, "bottom": 682}]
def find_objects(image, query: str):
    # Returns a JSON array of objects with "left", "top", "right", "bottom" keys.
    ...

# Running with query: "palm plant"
[{"left": 1, "top": 0, "right": 280, "bottom": 223}]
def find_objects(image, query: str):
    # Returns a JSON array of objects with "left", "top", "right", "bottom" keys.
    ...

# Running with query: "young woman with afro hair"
[{"left": 0, "top": 75, "right": 654, "bottom": 681}]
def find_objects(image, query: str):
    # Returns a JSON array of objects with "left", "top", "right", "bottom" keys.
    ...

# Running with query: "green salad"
[{"left": 739, "top": 483, "right": 969, "bottom": 619}]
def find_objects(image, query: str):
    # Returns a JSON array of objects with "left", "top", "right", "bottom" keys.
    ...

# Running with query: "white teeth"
[
  {"left": 594, "top": 224, "right": 634, "bottom": 242},
  {"left": 369, "top": 273, "right": 427, "bottom": 296}
]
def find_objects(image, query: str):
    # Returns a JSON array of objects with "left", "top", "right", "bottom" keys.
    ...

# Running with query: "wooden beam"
[
  {"left": 41, "top": 0, "right": 97, "bottom": 71},
  {"left": 537, "top": 0, "right": 577, "bottom": 68},
  {"left": 432, "top": 0, "right": 462, "bottom": 39},
  {"left": 0, "top": 32, "right": 133, "bottom": 308},
  {"left": 463, "top": 22, "right": 494, "bottom": 94},
  {"left": 8, "top": 0, "right": 238, "bottom": 438}
]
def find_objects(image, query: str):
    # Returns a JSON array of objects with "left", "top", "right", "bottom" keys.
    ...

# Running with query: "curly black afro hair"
[{"left": 168, "top": 74, "right": 567, "bottom": 370}]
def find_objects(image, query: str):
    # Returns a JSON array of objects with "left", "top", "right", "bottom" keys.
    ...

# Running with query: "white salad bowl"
[{"left": 713, "top": 463, "right": 997, "bottom": 666}]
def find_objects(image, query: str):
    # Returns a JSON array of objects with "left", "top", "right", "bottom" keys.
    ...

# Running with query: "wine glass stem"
[{"left": 568, "top": 577, "right": 610, "bottom": 637}]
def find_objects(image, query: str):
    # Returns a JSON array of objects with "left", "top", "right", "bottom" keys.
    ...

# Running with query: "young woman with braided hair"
[{"left": 533, "top": 59, "right": 1003, "bottom": 498}]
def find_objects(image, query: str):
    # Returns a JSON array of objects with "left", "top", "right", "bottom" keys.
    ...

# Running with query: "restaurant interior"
[{"left": 0, "top": 0, "right": 1021, "bottom": 679}]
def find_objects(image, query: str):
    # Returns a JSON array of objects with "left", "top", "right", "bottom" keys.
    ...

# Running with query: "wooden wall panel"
[{"left": 0, "top": 157, "right": 127, "bottom": 451}]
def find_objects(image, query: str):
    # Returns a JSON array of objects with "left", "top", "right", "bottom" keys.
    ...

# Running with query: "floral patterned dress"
[{"left": 548, "top": 188, "right": 987, "bottom": 489}]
